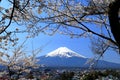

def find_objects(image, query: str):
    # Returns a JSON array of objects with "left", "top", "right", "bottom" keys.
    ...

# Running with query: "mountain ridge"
[{"left": 37, "top": 47, "right": 120, "bottom": 69}]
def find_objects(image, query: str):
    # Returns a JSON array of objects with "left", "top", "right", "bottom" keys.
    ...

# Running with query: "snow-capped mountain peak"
[{"left": 45, "top": 47, "right": 86, "bottom": 58}]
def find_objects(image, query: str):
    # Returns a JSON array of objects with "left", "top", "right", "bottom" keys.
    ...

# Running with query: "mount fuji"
[
  {"left": 45, "top": 47, "right": 86, "bottom": 58},
  {"left": 37, "top": 47, "right": 120, "bottom": 69}
]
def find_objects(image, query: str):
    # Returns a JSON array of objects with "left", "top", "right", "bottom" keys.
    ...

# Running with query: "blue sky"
[{"left": 1, "top": 1, "right": 120, "bottom": 64}]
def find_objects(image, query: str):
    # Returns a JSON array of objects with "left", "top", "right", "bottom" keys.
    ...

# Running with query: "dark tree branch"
[{"left": 0, "top": 0, "right": 15, "bottom": 34}]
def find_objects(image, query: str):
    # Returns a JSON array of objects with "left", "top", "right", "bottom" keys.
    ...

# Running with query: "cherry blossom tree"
[
  {"left": 0, "top": 40, "right": 41, "bottom": 79},
  {"left": 0, "top": 0, "right": 119, "bottom": 57}
]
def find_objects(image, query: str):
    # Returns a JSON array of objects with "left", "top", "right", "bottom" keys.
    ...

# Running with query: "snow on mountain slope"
[{"left": 45, "top": 47, "right": 86, "bottom": 58}]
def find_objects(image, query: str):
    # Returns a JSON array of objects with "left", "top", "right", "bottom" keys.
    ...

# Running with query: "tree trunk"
[{"left": 108, "top": 0, "right": 120, "bottom": 48}]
